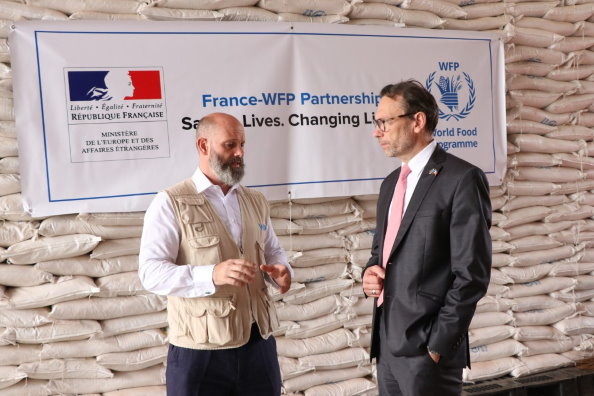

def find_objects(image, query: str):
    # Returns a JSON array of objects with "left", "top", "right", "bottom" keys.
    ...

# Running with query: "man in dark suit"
[{"left": 362, "top": 80, "right": 492, "bottom": 395}]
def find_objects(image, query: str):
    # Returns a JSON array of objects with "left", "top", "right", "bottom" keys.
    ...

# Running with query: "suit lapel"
[{"left": 388, "top": 145, "right": 447, "bottom": 260}]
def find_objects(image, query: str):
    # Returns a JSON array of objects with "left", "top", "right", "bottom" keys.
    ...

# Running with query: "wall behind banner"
[{"left": 1, "top": 0, "right": 594, "bottom": 395}]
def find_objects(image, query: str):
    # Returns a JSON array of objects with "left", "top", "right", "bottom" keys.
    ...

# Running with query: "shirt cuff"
[{"left": 190, "top": 264, "right": 216, "bottom": 296}]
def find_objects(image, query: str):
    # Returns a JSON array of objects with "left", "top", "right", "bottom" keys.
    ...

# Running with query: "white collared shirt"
[
  {"left": 393, "top": 140, "right": 438, "bottom": 216},
  {"left": 138, "top": 168, "right": 292, "bottom": 298}
]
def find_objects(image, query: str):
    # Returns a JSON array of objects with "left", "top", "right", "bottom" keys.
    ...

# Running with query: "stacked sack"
[
  {"left": 464, "top": 180, "right": 594, "bottom": 382},
  {"left": 0, "top": 212, "right": 168, "bottom": 395},
  {"left": 464, "top": 0, "right": 594, "bottom": 384},
  {"left": 1, "top": 0, "right": 594, "bottom": 394},
  {"left": 269, "top": 197, "right": 378, "bottom": 395}
]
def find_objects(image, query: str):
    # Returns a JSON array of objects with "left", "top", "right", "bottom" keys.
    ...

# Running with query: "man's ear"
[
  {"left": 413, "top": 112, "right": 427, "bottom": 134},
  {"left": 196, "top": 137, "right": 208, "bottom": 155}
]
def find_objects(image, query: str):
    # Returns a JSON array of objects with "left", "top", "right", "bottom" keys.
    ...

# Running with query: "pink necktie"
[{"left": 378, "top": 164, "right": 411, "bottom": 306}]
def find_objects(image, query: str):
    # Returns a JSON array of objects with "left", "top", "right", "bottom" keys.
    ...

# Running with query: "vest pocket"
[
  {"left": 177, "top": 197, "right": 212, "bottom": 238},
  {"left": 185, "top": 295, "right": 238, "bottom": 345},
  {"left": 188, "top": 235, "right": 221, "bottom": 265},
  {"left": 185, "top": 305, "right": 208, "bottom": 344},
  {"left": 176, "top": 195, "right": 211, "bottom": 224}
]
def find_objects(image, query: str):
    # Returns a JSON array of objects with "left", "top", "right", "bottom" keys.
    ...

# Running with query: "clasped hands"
[{"left": 213, "top": 258, "right": 291, "bottom": 294}]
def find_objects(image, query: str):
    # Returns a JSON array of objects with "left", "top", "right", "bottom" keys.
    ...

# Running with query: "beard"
[{"left": 210, "top": 151, "right": 245, "bottom": 186}]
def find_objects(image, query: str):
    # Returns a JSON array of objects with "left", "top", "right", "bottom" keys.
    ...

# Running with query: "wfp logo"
[
  {"left": 67, "top": 69, "right": 162, "bottom": 101},
  {"left": 425, "top": 62, "right": 475, "bottom": 121}
]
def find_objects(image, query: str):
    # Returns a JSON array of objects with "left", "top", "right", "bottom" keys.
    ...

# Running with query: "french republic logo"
[
  {"left": 425, "top": 62, "right": 476, "bottom": 121},
  {"left": 68, "top": 70, "right": 162, "bottom": 101}
]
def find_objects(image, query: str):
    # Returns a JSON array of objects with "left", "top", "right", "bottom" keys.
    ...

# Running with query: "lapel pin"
[{"left": 428, "top": 168, "right": 438, "bottom": 176}]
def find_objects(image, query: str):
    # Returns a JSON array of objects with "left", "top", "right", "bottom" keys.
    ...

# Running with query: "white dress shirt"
[
  {"left": 390, "top": 140, "right": 437, "bottom": 217},
  {"left": 139, "top": 168, "right": 292, "bottom": 298}
]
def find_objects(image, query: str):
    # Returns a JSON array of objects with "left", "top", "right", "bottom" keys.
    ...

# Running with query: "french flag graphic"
[{"left": 68, "top": 70, "right": 162, "bottom": 101}]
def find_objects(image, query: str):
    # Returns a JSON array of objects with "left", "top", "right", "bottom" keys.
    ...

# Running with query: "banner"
[{"left": 10, "top": 21, "right": 505, "bottom": 217}]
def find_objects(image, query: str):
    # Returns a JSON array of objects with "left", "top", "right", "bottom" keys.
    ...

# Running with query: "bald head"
[
  {"left": 197, "top": 113, "right": 243, "bottom": 140},
  {"left": 196, "top": 113, "right": 246, "bottom": 193}
]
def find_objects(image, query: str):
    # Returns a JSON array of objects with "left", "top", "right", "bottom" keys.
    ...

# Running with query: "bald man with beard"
[{"left": 139, "top": 112, "right": 293, "bottom": 395}]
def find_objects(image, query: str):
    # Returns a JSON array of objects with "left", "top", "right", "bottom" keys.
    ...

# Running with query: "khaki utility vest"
[{"left": 165, "top": 179, "right": 279, "bottom": 350}]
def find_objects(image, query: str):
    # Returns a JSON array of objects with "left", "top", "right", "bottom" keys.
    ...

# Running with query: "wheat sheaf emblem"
[{"left": 426, "top": 72, "right": 476, "bottom": 121}]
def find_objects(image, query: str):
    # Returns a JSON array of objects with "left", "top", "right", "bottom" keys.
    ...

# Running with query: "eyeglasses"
[{"left": 373, "top": 112, "right": 416, "bottom": 132}]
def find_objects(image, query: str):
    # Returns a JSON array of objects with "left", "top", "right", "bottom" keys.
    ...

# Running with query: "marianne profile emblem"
[{"left": 425, "top": 71, "right": 476, "bottom": 121}]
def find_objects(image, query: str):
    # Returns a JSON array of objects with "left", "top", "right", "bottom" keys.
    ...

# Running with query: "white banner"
[{"left": 10, "top": 21, "right": 505, "bottom": 217}]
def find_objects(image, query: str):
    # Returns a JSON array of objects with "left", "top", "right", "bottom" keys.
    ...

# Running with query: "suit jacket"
[{"left": 365, "top": 145, "right": 492, "bottom": 368}]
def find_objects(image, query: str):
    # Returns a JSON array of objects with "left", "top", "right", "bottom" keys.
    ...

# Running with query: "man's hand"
[
  {"left": 260, "top": 264, "right": 291, "bottom": 294},
  {"left": 213, "top": 259, "right": 257, "bottom": 287},
  {"left": 362, "top": 265, "right": 385, "bottom": 298}
]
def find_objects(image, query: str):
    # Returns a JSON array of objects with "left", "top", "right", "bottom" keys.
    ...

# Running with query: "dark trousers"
[
  {"left": 377, "top": 310, "right": 463, "bottom": 396},
  {"left": 166, "top": 324, "right": 281, "bottom": 396}
]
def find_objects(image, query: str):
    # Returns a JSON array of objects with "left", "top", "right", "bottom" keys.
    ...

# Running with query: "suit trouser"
[
  {"left": 166, "top": 323, "right": 281, "bottom": 396},
  {"left": 377, "top": 309, "right": 463, "bottom": 396}
]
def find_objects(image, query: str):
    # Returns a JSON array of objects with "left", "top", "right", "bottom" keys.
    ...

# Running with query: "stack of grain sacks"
[
  {"left": 1, "top": 0, "right": 594, "bottom": 394},
  {"left": 465, "top": 1, "right": 594, "bottom": 384},
  {"left": 268, "top": 197, "right": 378, "bottom": 395},
  {"left": 0, "top": 212, "right": 168, "bottom": 395}
]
